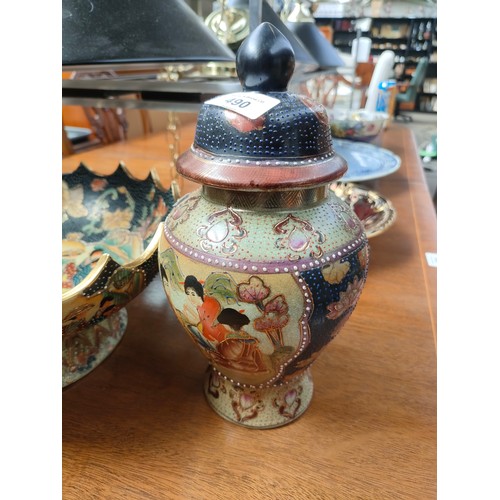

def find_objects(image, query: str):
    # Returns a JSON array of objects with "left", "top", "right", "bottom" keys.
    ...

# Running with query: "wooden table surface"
[{"left": 62, "top": 123, "right": 437, "bottom": 499}]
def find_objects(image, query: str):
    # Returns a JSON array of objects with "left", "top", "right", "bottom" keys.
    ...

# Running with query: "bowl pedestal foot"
[
  {"left": 203, "top": 366, "right": 314, "bottom": 429},
  {"left": 62, "top": 308, "right": 128, "bottom": 387}
]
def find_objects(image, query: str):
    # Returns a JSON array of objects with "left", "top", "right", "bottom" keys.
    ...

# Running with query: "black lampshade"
[
  {"left": 285, "top": 2, "right": 345, "bottom": 69},
  {"left": 286, "top": 22, "right": 345, "bottom": 69},
  {"left": 62, "top": 0, "right": 235, "bottom": 70}
]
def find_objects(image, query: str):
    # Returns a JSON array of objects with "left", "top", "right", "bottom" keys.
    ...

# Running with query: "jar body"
[{"left": 159, "top": 186, "right": 369, "bottom": 427}]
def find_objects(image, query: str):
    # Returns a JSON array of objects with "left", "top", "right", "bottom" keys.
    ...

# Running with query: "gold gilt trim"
[
  {"left": 62, "top": 222, "right": 163, "bottom": 303},
  {"left": 202, "top": 185, "right": 329, "bottom": 210},
  {"left": 330, "top": 182, "right": 397, "bottom": 239}
]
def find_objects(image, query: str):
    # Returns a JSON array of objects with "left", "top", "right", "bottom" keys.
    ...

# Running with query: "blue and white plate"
[{"left": 333, "top": 139, "right": 401, "bottom": 182}]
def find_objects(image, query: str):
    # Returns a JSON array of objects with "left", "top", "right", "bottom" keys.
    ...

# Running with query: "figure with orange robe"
[
  {"left": 213, "top": 308, "right": 268, "bottom": 373},
  {"left": 183, "top": 275, "right": 227, "bottom": 344}
]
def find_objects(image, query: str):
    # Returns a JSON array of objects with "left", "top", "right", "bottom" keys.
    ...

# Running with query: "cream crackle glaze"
[{"left": 159, "top": 22, "right": 369, "bottom": 428}]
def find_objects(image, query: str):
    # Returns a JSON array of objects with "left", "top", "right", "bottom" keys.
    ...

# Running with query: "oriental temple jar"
[{"left": 159, "top": 22, "right": 369, "bottom": 428}]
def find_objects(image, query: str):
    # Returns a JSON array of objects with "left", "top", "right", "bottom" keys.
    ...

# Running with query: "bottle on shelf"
[
  {"left": 409, "top": 22, "right": 418, "bottom": 50},
  {"left": 418, "top": 22, "right": 425, "bottom": 40},
  {"left": 423, "top": 21, "right": 432, "bottom": 41},
  {"left": 416, "top": 21, "right": 425, "bottom": 51}
]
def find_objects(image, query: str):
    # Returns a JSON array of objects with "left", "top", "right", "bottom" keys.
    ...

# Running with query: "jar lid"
[{"left": 177, "top": 22, "right": 346, "bottom": 190}]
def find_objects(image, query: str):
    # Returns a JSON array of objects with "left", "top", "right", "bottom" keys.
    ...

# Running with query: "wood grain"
[{"left": 62, "top": 124, "right": 437, "bottom": 499}]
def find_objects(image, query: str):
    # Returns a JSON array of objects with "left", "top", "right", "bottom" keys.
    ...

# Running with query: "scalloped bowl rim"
[{"left": 62, "top": 162, "right": 172, "bottom": 303}]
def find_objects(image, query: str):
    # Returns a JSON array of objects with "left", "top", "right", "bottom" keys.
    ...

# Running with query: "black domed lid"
[{"left": 177, "top": 22, "right": 346, "bottom": 190}]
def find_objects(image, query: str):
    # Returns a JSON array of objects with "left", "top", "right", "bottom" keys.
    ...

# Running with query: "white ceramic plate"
[{"left": 333, "top": 139, "right": 401, "bottom": 182}]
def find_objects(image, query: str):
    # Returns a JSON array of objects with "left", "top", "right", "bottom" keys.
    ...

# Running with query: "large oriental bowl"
[{"left": 62, "top": 164, "right": 176, "bottom": 387}]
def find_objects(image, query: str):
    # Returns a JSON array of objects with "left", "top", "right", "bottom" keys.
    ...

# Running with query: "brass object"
[
  {"left": 205, "top": 0, "right": 250, "bottom": 49},
  {"left": 330, "top": 182, "right": 397, "bottom": 238}
]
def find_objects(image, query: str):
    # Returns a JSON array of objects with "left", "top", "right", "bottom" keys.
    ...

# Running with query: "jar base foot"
[{"left": 203, "top": 366, "right": 314, "bottom": 429}]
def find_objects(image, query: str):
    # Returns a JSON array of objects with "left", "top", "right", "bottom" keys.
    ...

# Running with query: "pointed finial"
[{"left": 236, "top": 22, "right": 295, "bottom": 92}]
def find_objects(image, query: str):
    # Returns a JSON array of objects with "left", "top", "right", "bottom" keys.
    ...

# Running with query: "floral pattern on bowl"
[{"left": 330, "top": 110, "right": 388, "bottom": 142}]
